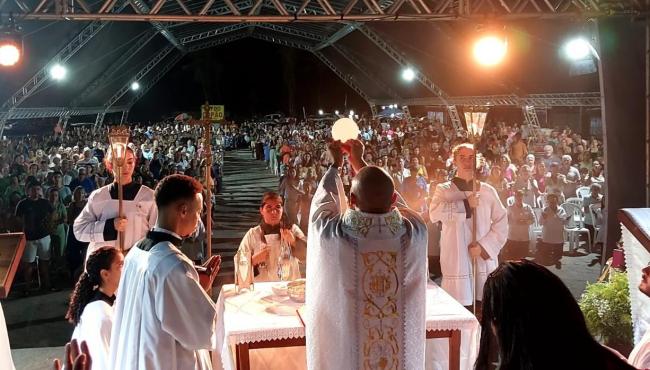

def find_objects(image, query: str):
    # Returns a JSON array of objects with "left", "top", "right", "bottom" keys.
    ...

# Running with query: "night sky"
[{"left": 130, "top": 38, "right": 367, "bottom": 122}]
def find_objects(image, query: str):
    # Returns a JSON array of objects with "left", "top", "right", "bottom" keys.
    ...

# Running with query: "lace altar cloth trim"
[{"left": 216, "top": 282, "right": 477, "bottom": 346}]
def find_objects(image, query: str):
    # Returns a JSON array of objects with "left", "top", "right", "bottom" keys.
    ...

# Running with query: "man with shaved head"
[{"left": 306, "top": 139, "right": 428, "bottom": 370}]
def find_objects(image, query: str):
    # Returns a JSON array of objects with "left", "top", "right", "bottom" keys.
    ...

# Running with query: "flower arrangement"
[{"left": 579, "top": 270, "right": 633, "bottom": 354}]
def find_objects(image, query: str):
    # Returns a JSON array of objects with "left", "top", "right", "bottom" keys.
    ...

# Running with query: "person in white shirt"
[
  {"left": 539, "top": 193, "right": 569, "bottom": 268},
  {"left": 109, "top": 174, "right": 222, "bottom": 370},
  {"left": 66, "top": 247, "right": 124, "bottom": 370},
  {"left": 501, "top": 190, "right": 534, "bottom": 262},
  {"left": 629, "top": 263, "right": 650, "bottom": 369}
]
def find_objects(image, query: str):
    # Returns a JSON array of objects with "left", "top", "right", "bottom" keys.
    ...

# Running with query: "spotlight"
[
  {"left": 318, "top": 109, "right": 324, "bottom": 115},
  {"left": 334, "top": 110, "right": 339, "bottom": 115},
  {"left": 0, "top": 17, "right": 22, "bottom": 67},
  {"left": 50, "top": 64, "right": 67, "bottom": 81},
  {"left": 131, "top": 81, "right": 140, "bottom": 91},
  {"left": 564, "top": 38, "right": 592, "bottom": 60},
  {"left": 349, "top": 110, "right": 354, "bottom": 116},
  {"left": 401, "top": 67, "right": 415, "bottom": 82},
  {"left": 473, "top": 35, "right": 507, "bottom": 66}
]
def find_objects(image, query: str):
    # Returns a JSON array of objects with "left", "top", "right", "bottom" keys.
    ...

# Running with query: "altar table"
[{"left": 212, "top": 282, "right": 479, "bottom": 370}]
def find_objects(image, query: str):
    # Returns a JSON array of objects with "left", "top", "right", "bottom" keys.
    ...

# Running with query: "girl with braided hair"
[{"left": 66, "top": 247, "right": 124, "bottom": 370}]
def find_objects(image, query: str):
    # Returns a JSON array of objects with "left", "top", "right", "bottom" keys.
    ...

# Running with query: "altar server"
[
  {"left": 109, "top": 174, "right": 221, "bottom": 370},
  {"left": 66, "top": 247, "right": 124, "bottom": 370},
  {"left": 74, "top": 146, "right": 157, "bottom": 260},
  {"left": 306, "top": 139, "right": 428, "bottom": 370},
  {"left": 429, "top": 143, "right": 507, "bottom": 312}
]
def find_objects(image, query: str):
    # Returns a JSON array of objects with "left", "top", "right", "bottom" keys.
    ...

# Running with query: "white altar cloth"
[{"left": 212, "top": 282, "right": 479, "bottom": 370}]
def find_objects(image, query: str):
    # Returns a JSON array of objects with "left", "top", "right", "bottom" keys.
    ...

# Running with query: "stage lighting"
[
  {"left": 50, "top": 64, "right": 67, "bottom": 81},
  {"left": 318, "top": 109, "right": 324, "bottom": 115},
  {"left": 401, "top": 67, "right": 415, "bottom": 82},
  {"left": 334, "top": 110, "right": 339, "bottom": 115},
  {"left": 473, "top": 35, "right": 507, "bottom": 67},
  {"left": 0, "top": 17, "right": 22, "bottom": 67},
  {"left": 131, "top": 81, "right": 140, "bottom": 91},
  {"left": 564, "top": 38, "right": 592, "bottom": 60},
  {"left": 349, "top": 110, "right": 354, "bottom": 116}
]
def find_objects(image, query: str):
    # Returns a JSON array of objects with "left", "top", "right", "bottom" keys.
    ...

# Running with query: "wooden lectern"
[{"left": 0, "top": 233, "right": 26, "bottom": 298}]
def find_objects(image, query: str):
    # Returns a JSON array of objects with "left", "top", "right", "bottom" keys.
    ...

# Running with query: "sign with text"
[{"left": 201, "top": 105, "right": 225, "bottom": 121}]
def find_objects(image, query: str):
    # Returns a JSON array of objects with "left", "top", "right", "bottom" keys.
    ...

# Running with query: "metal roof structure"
[{"left": 0, "top": 0, "right": 644, "bottom": 132}]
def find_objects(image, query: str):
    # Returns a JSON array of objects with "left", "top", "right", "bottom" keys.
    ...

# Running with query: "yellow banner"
[{"left": 201, "top": 105, "right": 225, "bottom": 121}]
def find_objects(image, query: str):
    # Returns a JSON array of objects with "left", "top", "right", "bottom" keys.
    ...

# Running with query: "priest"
[
  {"left": 306, "top": 139, "right": 428, "bottom": 370},
  {"left": 109, "top": 174, "right": 221, "bottom": 370},
  {"left": 429, "top": 143, "right": 507, "bottom": 313}
]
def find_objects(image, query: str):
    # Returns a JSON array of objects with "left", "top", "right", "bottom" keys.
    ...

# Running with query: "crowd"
[
  {"left": 233, "top": 116, "right": 606, "bottom": 270},
  {"left": 0, "top": 122, "right": 223, "bottom": 291}
]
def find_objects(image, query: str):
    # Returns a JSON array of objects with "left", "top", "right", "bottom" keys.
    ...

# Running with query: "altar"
[{"left": 212, "top": 282, "right": 480, "bottom": 370}]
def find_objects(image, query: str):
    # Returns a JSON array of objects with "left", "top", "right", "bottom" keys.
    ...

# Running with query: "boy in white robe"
[
  {"left": 630, "top": 263, "right": 650, "bottom": 369},
  {"left": 306, "top": 139, "right": 428, "bottom": 370},
  {"left": 0, "top": 303, "right": 15, "bottom": 370},
  {"left": 109, "top": 175, "right": 221, "bottom": 370},
  {"left": 429, "top": 143, "right": 507, "bottom": 313}
]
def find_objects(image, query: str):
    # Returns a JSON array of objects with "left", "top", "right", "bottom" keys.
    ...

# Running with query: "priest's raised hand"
[{"left": 198, "top": 254, "right": 222, "bottom": 291}]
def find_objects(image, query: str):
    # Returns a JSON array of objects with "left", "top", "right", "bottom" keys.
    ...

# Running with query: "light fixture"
[
  {"left": 131, "top": 81, "right": 140, "bottom": 91},
  {"left": 349, "top": 110, "right": 354, "bottom": 117},
  {"left": 381, "top": 106, "right": 386, "bottom": 110},
  {"left": 473, "top": 35, "right": 508, "bottom": 67},
  {"left": 50, "top": 64, "right": 67, "bottom": 81},
  {"left": 334, "top": 110, "right": 339, "bottom": 115},
  {"left": 318, "top": 109, "right": 324, "bottom": 115},
  {"left": 0, "top": 17, "right": 22, "bottom": 67},
  {"left": 563, "top": 38, "right": 592, "bottom": 60},
  {"left": 401, "top": 67, "right": 415, "bottom": 82}
]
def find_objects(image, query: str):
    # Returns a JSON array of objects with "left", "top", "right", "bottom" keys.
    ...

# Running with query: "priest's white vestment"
[
  {"left": 429, "top": 181, "right": 507, "bottom": 306},
  {"left": 306, "top": 166, "right": 428, "bottom": 370},
  {"left": 109, "top": 242, "right": 216, "bottom": 370},
  {"left": 0, "top": 303, "right": 15, "bottom": 370},
  {"left": 74, "top": 184, "right": 157, "bottom": 260}
]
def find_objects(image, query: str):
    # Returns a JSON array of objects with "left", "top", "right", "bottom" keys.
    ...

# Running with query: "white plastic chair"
[
  {"left": 576, "top": 186, "right": 591, "bottom": 199},
  {"left": 589, "top": 203, "right": 603, "bottom": 250},
  {"left": 561, "top": 203, "right": 591, "bottom": 251},
  {"left": 566, "top": 197, "right": 583, "bottom": 207}
]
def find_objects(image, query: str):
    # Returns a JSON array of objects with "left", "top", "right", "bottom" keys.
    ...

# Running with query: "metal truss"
[
  {"left": 127, "top": 33, "right": 248, "bottom": 108},
  {"left": 70, "top": 28, "right": 159, "bottom": 108},
  {"left": 313, "top": 23, "right": 358, "bottom": 51},
  {"left": 128, "top": 0, "right": 186, "bottom": 51},
  {"left": 250, "top": 32, "right": 314, "bottom": 51},
  {"left": 312, "top": 50, "right": 374, "bottom": 107},
  {"left": 332, "top": 43, "right": 400, "bottom": 100},
  {"left": 358, "top": 24, "right": 449, "bottom": 100},
  {"left": 374, "top": 92, "right": 602, "bottom": 107},
  {"left": 0, "top": 105, "right": 129, "bottom": 120},
  {"left": 179, "top": 23, "right": 251, "bottom": 43},
  {"left": 11, "top": 0, "right": 642, "bottom": 22},
  {"left": 103, "top": 44, "right": 175, "bottom": 112},
  {"left": 256, "top": 24, "right": 325, "bottom": 42}
]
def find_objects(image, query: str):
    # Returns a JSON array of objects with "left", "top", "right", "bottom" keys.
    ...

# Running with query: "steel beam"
[
  {"left": 373, "top": 92, "right": 602, "bottom": 107},
  {"left": 332, "top": 43, "right": 400, "bottom": 100},
  {"left": 129, "top": 0, "right": 187, "bottom": 52},
  {"left": 256, "top": 23, "right": 325, "bottom": 41},
  {"left": 103, "top": 44, "right": 175, "bottom": 110},
  {"left": 70, "top": 28, "right": 159, "bottom": 108},
  {"left": 312, "top": 50, "right": 375, "bottom": 107},
  {"left": 313, "top": 23, "right": 358, "bottom": 51},
  {"left": 129, "top": 33, "right": 247, "bottom": 108},
  {"left": 0, "top": 105, "right": 129, "bottom": 120},
  {"left": 250, "top": 32, "right": 314, "bottom": 51},
  {"left": 179, "top": 23, "right": 250, "bottom": 43},
  {"left": 357, "top": 24, "right": 449, "bottom": 100}
]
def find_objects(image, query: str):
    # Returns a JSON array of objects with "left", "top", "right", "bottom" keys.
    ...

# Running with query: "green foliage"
[{"left": 579, "top": 271, "right": 633, "bottom": 347}]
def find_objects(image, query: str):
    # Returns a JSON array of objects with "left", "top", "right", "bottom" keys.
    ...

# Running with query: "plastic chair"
[
  {"left": 589, "top": 203, "right": 603, "bottom": 251},
  {"left": 530, "top": 209, "right": 543, "bottom": 252},
  {"left": 566, "top": 197, "right": 583, "bottom": 208},
  {"left": 561, "top": 203, "right": 591, "bottom": 251},
  {"left": 576, "top": 186, "right": 591, "bottom": 199}
]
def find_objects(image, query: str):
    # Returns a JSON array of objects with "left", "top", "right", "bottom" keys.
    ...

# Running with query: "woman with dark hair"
[
  {"left": 476, "top": 260, "right": 634, "bottom": 370},
  {"left": 236, "top": 192, "right": 307, "bottom": 281},
  {"left": 67, "top": 247, "right": 124, "bottom": 370}
]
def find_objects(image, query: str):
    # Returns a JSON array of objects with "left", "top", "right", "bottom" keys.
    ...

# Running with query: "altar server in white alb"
[
  {"left": 429, "top": 143, "right": 507, "bottom": 311},
  {"left": 74, "top": 146, "right": 157, "bottom": 260},
  {"left": 0, "top": 302, "right": 14, "bottom": 370},
  {"left": 306, "top": 139, "right": 428, "bottom": 370},
  {"left": 109, "top": 174, "right": 221, "bottom": 370}
]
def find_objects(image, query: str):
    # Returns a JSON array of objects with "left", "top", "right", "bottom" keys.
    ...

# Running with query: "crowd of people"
[
  {"left": 0, "top": 122, "right": 224, "bottom": 292},
  {"left": 234, "top": 116, "right": 606, "bottom": 271}
]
